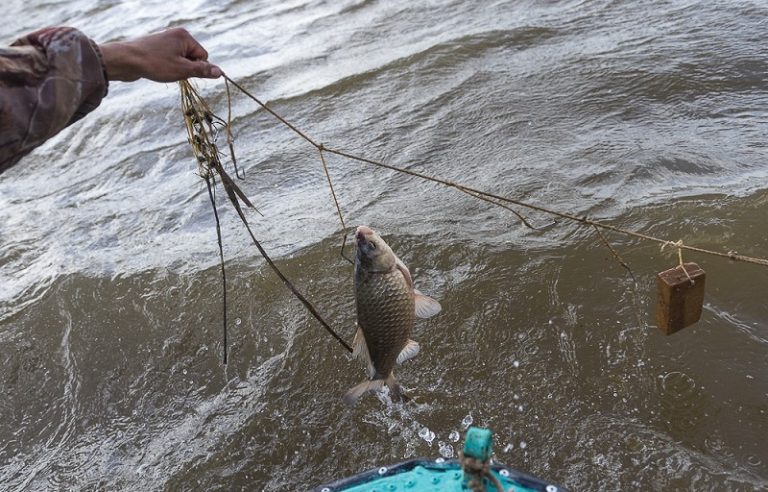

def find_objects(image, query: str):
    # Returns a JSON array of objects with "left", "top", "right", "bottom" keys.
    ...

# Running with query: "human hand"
[{"left": 100, "top": 28, "right": 222, "bottom": 82}]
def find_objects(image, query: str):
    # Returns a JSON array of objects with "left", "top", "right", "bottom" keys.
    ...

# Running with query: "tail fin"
[{"left": 342, "top": 374, "right": 404, "bottom": 406}]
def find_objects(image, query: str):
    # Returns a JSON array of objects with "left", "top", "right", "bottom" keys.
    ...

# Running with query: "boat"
[{"left": 313, "top": 427, "right": 568, "bottom": 491}]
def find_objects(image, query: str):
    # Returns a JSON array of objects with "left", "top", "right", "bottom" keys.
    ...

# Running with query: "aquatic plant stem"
[
  {"left": 205, "top": 175, "right": 228, "bottom": 364},
  {"left": 181, "top": 79, "right": 352, "bottom": 360}
]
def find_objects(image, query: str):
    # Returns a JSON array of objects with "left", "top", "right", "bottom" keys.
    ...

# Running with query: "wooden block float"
[{"left": 655, "top": 262, "right": 706, "bottom": 335}]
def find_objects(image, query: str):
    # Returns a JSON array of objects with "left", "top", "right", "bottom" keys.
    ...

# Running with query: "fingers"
[
  {"left": 167, "top": 28, "right": 220, "bottom": 79},
  {"left": 172, "top": 27, "right": 209, "bottom": 61}
]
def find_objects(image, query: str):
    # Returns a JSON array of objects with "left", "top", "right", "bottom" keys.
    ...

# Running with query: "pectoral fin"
[
  {"left": 396, "top": 339, "right": 420, "bottom": 364},
  {"left": 414, "top": 289, "right": 442, "bottom": 318}
]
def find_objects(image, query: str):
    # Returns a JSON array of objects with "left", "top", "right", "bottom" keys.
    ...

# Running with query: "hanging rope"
[
  {"left": 460, "top": 452, "right": 504, "bottom": 492},
  {"left": 181, "top": 74, "right": 768, "bottom": 362}
]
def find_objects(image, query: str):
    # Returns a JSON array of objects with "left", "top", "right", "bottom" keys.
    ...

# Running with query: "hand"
[{"left": 100, "top": 28, "right": 222, "bottom": 82}]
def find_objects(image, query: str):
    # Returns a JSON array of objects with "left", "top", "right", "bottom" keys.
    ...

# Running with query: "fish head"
[{"left": 355, "top": 225, "right": 396, "bottom": 271}]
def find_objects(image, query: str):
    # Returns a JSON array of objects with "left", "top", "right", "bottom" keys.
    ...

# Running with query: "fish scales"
[{"left": 356, "top": 267, "right": 415, "bottom": 378}]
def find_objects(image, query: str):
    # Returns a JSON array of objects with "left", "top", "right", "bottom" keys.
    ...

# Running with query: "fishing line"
[
  {"left": 222, "top": 74, "right": 768, "bottom": 270},
  {"left": 318, "top": 147, "right": 354, "bottom": 264}
]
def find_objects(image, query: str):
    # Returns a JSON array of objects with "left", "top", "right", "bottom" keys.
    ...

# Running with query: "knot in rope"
[
  {"left": 460, "top": 452, "right": 504, "bottom": 492},
  {"left": 660, "top": 239, "right": 684, "bottom": 252},
  {"left": 660, "top": 239, "right": 697, "bottom": 284}
]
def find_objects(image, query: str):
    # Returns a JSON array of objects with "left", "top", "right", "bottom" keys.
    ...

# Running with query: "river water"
[{"left": 1, "top": 1, "right": 767, "bottom": 490}]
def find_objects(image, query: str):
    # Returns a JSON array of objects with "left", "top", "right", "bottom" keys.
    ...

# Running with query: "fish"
[{"left": 343, "top": 225, "right": 442, "bottom": 405}]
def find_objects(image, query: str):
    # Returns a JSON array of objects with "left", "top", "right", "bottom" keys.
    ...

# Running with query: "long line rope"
[{"left": 223, "top": 74, "right": 768, "bottom": 269}]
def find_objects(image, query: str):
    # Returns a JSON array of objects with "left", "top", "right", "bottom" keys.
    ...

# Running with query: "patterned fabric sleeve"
[{"left": 0, "top": 27, "right": 109, "bottom": 174}]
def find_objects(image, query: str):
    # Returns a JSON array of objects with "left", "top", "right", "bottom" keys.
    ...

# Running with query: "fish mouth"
[{"left": 355, "top": 225, "right": 375, "bottom": 243}]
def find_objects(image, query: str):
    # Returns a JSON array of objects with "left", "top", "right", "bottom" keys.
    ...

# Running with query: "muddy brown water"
[{"left": 1, "top": 1, "right": 767, "bottom": 490}]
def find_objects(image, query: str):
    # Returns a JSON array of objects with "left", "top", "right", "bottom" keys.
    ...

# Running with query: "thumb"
[{"left": 184, "top": 59, "right": 223, "bottom": 79}]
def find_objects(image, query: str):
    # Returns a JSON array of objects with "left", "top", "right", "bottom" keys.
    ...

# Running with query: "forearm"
[
  {"left": 0, "top": 27, "right": 108, "bottom": 174},
  {"left": 100, "top": 41, "right": 143, "bottom": 82},
  {"left": 0, "top": 26, "right": 221, "bottom": 174}
]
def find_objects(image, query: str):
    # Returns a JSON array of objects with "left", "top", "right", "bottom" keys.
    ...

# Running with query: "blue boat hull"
[{"left": 313, "top": 457, "right": 568, "bottom": 492}]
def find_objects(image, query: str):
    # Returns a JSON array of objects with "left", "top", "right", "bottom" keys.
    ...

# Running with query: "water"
[{"left": 1, "top": 1, "right": 767, "bottom": 490}]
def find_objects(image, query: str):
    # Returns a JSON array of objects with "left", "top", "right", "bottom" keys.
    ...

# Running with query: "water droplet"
[
  {"left": 448, "top": 430, "right": 460, "bottom": 442},
  {"left": 461, "top": 414, "right": 473, "bottom": 429},
  {"left": 438, "top": 441, "right": 454, "bottom": 458},
  {"left": 513, "top": 360, "right": 520, "bottom": 368},
  {"left": 435, "top": 457, "right": 446, "bottom": 463},
  {"left": 235, "top": 318, "right": 242, "bottom": 325},
  {"left": 519, "top": 441, "right": 528, "bottom": 449},
  {"left": 503, "top": 443, "right": 514, "bottom": 452},
  {"left": 182, "top": 369, "right": 187, "bottom": 375},
  {"left": 660, "top": 371, "right": 696, "bottom": 396},
  {"left": 517, "top": 405, "right": 524, "bottom": 412},
  {"left": 418, "top": 427, "right": 436, "bottom": 444}
]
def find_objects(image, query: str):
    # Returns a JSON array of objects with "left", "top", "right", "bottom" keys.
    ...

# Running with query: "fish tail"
[
  {"left": 343, "top": 374, "right": 408, "bottom": 406},
  {"left": 343, "top": 379, "right": 386, "bottom": 406}
]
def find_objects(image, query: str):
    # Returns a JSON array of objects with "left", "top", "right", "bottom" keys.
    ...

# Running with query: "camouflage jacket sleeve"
[{"left": 0, "top": 27, "right": 108, "bottom": 174}]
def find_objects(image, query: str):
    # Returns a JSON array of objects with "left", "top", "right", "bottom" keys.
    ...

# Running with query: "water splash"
[
  {"left": 418, "top": 427, "right": 436, "bottom": 444},
  {"left": 438, "top": 441, "right": 454, "bottom": 458}
]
